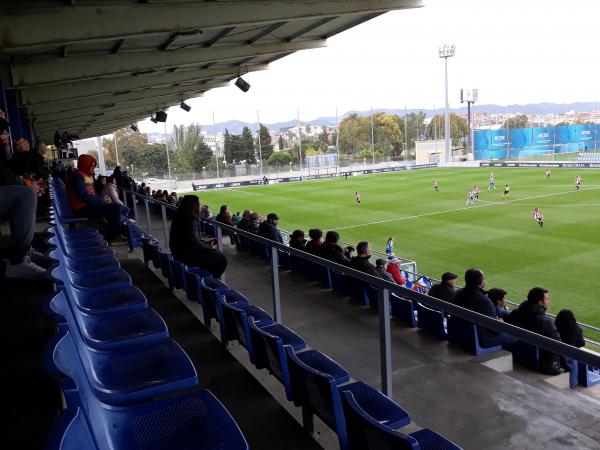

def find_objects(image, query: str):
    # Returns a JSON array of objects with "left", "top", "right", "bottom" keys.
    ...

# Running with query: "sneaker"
[{"left": 5, "top": 256, "right": 49, "bottom": 280}]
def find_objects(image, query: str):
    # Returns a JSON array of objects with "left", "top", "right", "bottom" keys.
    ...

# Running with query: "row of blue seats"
[
  {"left": 232, "top": 226, "right": 600, "bottom": 389},
  {"left": 139, "top": 233, "right": 462, "bottom": 450},
  {"left": 43, "top": 185, "right": 249, "bottom": 449}
]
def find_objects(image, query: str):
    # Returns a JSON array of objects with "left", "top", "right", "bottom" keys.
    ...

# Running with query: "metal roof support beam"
[
  {"left": 0, "top": 1, "right": 422, "bottom": 50},
  {"left": 20, "top": 65, "right": 264, "bottom": 105},
  {"left": 12, "top": 40, "right": 321, "bottom": 87},
  {"left": 287, "top": 17, "right": 336, "bottom": 41},
  {"left": 26, "top": 84, "right": 212, "bottom": 116}
]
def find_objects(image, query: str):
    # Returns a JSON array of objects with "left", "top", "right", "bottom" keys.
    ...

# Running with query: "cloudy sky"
[{"left": 139, "top": 0, "right": 599, "bottom": 132}]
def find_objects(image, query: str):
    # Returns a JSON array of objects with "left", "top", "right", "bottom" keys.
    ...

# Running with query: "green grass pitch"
[{"left": 190, "top": 167, "right": 600, "bottom": 330}]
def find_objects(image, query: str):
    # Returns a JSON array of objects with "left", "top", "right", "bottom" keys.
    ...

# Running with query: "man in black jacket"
[
  {"left": 349, "top": 241, "right": 380, "bottom": 278},
  {"left": 258, "top": 212, "right": 283, "bottom": 243},
  {"left": 428, "top": 272, "right": 458, "bottom": 303},
  {"left": 507, "top": 287, "right": 562, "bottom": 375},
  {"left": 454, "top": 268, "right": 516, "bottom": 348}
]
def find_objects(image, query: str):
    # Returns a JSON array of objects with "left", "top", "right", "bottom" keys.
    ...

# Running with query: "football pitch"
[{"left": 190, "top": 167, "right": 600, "bottom": 329}]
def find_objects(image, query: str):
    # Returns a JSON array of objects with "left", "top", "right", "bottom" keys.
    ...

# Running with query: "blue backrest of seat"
[
  {"left": 417, "top": 303, "right": 447, "bottom": 340},
  {"left": 390, "top": 294, "right": 417, "bottom": 327}
]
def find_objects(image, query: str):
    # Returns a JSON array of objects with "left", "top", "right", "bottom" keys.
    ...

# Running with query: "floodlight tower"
[
  {"left": 460, "top": 88, "right": 478, "bottom": 153},
  {"left": 438, "top": 44, "right": 455, "bottom": 162}
]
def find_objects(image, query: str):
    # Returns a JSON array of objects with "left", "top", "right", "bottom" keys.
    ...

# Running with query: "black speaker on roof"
[
  {"left": 235, "top": 77, "right": 250, "bottom": 93},
  {"left": 155, "top": 111, "right": 168, "bottom": 122},
  {"left": 180, "top": 101, "right": 191, "bottom": 112}
]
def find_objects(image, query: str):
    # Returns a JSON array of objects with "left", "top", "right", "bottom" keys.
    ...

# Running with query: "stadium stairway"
[{"left": 134, "top": 211, "right": 600, "bottom": 450}]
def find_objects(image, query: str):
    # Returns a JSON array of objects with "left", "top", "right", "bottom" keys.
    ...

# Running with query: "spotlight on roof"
[
  {"left": 130, "top": 124, "right": 139, "bottom": 132},
  {"left": 155, "top": 111, "right": 168, "bottom": 122},
  {"left": 150, "top": 116, "right": 158, "bottom": 124},
  {"left": 234, "top": 77, "right": 250, "bottom": 93},
  {"left": 180, "top": 101, "right": 191, "bottom": 112}
]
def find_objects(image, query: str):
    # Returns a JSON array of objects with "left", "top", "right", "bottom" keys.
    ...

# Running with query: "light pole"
[
  {"left": 163, "top": 121, "right": 172, "bottom": 186},
  {"left": 439, "top": 44, "right": 455, "bottom": 163}
]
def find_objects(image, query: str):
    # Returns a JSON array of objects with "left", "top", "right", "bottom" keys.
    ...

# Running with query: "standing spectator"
[
  {"left": 428, "top": 272, "right": 457, "bottom": 303},
  {"left": 349, "top": 241, "right": 380, "bottom": 278},
  {"left": 259, "top": 212, "right": 283, "bottom": 243},
  {"left": 319, "top": 230, "right": 351, "bottom": 265},
  {"left": 487, "top": 288, "right": 510, "bottom": 320},
  {"left": 375, "top": 259, "right": 396, "bottom": 283},
  {"left": 507, "top": 287, "right": 562, "bottom": 375},
  {"left": 67, "top": 154, "right": 123, "bottom": 242},
  {"left": 169, "top": 195, "right": 227, "bottom": 278},
  {"left": 454, "top": 268, "right": 517, "bottom": 348},
  {"left": 386, "top": 256, "right": 407, "bottom": 286},
  {"left": 305, "top": 228, "right": 323, "bottom": 255},
  {"left": 289, "top": 230, "right": 306, "bottom": 250}
]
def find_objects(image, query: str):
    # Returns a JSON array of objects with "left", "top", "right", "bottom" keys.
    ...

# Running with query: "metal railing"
[{"left": 122, "top": 189, "right": 600, "bottom": 399}]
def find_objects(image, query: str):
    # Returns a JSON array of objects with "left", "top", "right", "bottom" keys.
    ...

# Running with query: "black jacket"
[
  {"left": 169, "top": 215, "right": 218, "bottom": 262},
  {"left": 258, "top": 220, "right": 283, "bottom": 243},
  {"left": 237, "top": 217, "right": 250, "bottom": 232},
  {"left": 428, "top": 281, "right": 456, "bottom": 303},
  {"left": 349, "top": 255, "right": 380, "bottom": 278},
  {"left": 507, "top": 300, "right": 562, "bottom": 374},
  {"left": 454, "top": 286, "right": 497, "bottom": 346},
  {"left": 319, "top": 243, "right": 350, "bottom": 266}
]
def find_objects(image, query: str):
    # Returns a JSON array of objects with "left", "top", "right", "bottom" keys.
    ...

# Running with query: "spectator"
[
  {"left": 487, "top": 288, "right": 510, "bottom": 320},
  {"left": 7, "top": 137, "right": 32, "bottom": 177},
  {"left": 454, "top": 268, "right": 517, "bottom": 348},
  {"left": 289, "top": 230, "right": 306, "bottom": 250},
  {"left": 349, "top": 241, "right": 380, "bottom": 278},
  {"left": 137, "top": 183, "right": 146, "bottom": 195},
  {"left": 102, "top": 175, "right": 129, "bottom": 216},
  {"left": 319, "top": 230, "right": 351, "bottom": 265},
  {"left": 216, "top": 204, "right": 239, "bottom": 245},
  {"left": 386, "top": 256, "right": 407, "bottom": 286},
  {"left": 67, "top": 154, "right": 123, "bottom": 242},
  {"left": 507, "top": 287, "right": 562, "bottom": 375},
  {"left": 247, "top": 212, "right": 260, "bottom": 234},
  {"left": 305, "top": 228, "right": 323, "bottom": 255},
  {"left": 169, "top": 195, "right": 227, "bottom": 278},
  {"left": 259, "top": 213, "right": 284, "bottom": 243},
  {"left": 428, "top": 272, "right": 457, "bottom": 303},
  {"left": 555, "top": 309, "right": 585, "bottom": 386},
  {"left": 169, "top": 191, "right": 178, "bottom": 205},
  {"left": 94, "top": 175, "right": 107, "bottom": 197},
  {"left": 375, "top": 259, "right": 396, "bottom": 283},
  {"left": 232, "top": 211, "right": 241, "bottom": 226},
  {"left": 112, "top": 166, "right": 124, "bottom": 188},
  {"left": 237, "top": 210, "right": 252, "bottom": 232}
]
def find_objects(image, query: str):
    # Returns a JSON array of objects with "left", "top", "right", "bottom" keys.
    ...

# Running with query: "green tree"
[
  {"left": 266, "top": 151, "right": 292, "bottom": 166},
  {"left": 257, "top": 124, "right": 274, "bottom": 162},
  {"left": 339, "top": 113, "right": 370, "bottom": 155},
  {"left": 102, "top": 127, "right": 148, "bottom": 167},
  {"left": 278, "top": 135, "right": 285, "bottom": 150},
  {"left": 427, "top": 113, "right": 469, "bottom": 147},
  {"left": 318, "top": 125, "right": 330, "bottom": 144},
  {"left": 355, "top": 148, "right": 383, "bottom": 160},
  {"left": 223, "top": 129, "right": 233, "bottom": 163},
  {"left": 169, "top": 123, "right": 213, "bottom": 172},
  {"left": 501, "top": 114, "right": 528, "bottom": 129},
  {"left": 373, "top": 112, "right": 403, "bottom": 156},
  {"left": 241, "top": 126, "right": 256, "bottom": 163}
]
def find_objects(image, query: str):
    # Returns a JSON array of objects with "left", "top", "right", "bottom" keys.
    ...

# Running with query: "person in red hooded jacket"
[{"left": 67, "top": 154, "right": 123, "bottom": 241}]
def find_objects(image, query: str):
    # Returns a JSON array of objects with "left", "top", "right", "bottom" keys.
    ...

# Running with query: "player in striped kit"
[
  {"left": 533, "top": 208, "right": 544, "bottom": 228},
  {"left": 575, "top": 175, "right": 582, "bottom": 191}
]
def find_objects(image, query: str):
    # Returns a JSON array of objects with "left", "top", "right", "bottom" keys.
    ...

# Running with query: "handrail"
[{"left": 122, "top": 188, "right": 600, "bottom": 368}]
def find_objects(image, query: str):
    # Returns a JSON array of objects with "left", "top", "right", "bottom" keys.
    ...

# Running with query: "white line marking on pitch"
[{"left": 333, "top": 186, "right": 600, "bottom": 230}]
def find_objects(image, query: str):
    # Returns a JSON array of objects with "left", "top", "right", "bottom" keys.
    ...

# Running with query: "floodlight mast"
[{"left": 438, "top": 44, "right": 455, "bottom": 163}]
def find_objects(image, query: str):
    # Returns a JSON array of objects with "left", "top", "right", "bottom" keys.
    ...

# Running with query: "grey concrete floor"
[{"left": 133, "top": 210, "right": 600, "bottom": 450}]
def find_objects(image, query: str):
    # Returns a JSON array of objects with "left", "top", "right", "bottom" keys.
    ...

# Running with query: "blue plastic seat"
[
  {"left": 447, "top": 315, "right": 502, "bottom": 356},
  {"left": 69, "top": 285, "right": 148, "bottom": 315},
  {"left": 52, "top": 265, "right": 132, "bottom": 292},
  {"left": 310, "top": 262, "right": 331, "bottom": 287},
  {"left": 199, "top": 278, "right": 230, "bottom": 326},
  {"left": 141, "top": 236, "right": 159, "bottom": 265},
  {"left": 286, "top": 347, "right": 410, "bottom": 450},
  {"left": 248, "top": 318, "right": 306, "bottom": 401},
  {"left": 169, "top": 259, "right": 186, "bottom": 290},
  {"left": 61, "top": 253, "right": 120, "bottom": 274},
  {"left": 124, "top": 220, "right": 143, "bottom": 252},
  {"left": 390, "top": 293, "right": 417, "bottom": 327},
  {"left": 51, "top": 291, "right": 167, "bottom": 350},
  {"left": 578, "top": 364, "right": 600, "bottom": 388},
  {"left": 158, "top": 250, "right": 175, "bottom": 290},
  {"left": 330, "top": 268, "right": 349, "bottom": 293},
  {"left": 54, "top": 332, "right": 198, "bottom": 406},
  {"left": 365, "top": 284, "right": 379, "bottom": 309},
  {"left": 417, "top": 303, "right": 447, "bottom": 340},
  {"left": 184, "top": 267, "right": 212, "bottom": 302},
  {"left": 342, "top": 391, "right": 462, "bottom": 450}
]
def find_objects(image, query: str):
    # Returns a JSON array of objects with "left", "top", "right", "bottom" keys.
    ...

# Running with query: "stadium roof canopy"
[{"left": 0, "top": 0, "right": 422, "bottom": 142}]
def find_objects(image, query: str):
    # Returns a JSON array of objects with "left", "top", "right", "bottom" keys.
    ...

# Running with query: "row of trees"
[{"left": 222, "top": 125, "right": 273, "bottom": 165}]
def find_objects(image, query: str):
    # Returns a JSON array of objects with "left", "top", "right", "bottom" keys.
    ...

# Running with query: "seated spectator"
[
  {"left": 144, "top": 186, "right": 151, "bottom": 196},
  {"left": 454, "top": 268, "right": 517, "bottom": 348},
  {"left": 94, "top": 175, "right": 107, "bottom": 196},
  {"left": 247, "top": 212, "right": 260, "bottom": 234},
  {"left": 305, "top": 228, "right": 323, "bottom": 255},
  {"left": 169, "top": 195, "right": 227, "bottom": 278},
  {"left": 428, "top": 272, "right": 457, "bottom": 303},
  {"left": 216, "top": 204, "right": 239, "bottom": 245},
  {"left": 102, "top": 175, "right": 129, "bottom": 216},
  {"left": 289, "top": 230, "right": 306, "bottom": 250},
  {"left": 555, "top": 309, "right": 585, "bottom": 348},
  {"left": 137, "top": 183, "right": 146, "bottom": 195},
  {"left": 237, "top": 210, "right": 252, "bottom": 231},
  {"left": 67, "top": 154, "right": 123, "bottom": 242},
  {"left": 487, "top": 288, "right": 510, "bottom": 320},
  {"left": 375, "top": 259, "right": 396, "bottom": 283},
  {"left": 151, "top": 190, "right": 157, "bottom": 197},
  {"left": 507, "top": 287, "right": 561, "bottom": 375},
  {"left": 349, "top": 241, "right": 380, "bottom": 278},
  {"left": 319, "top": 230, "right": 351, "bottom": 265},
  {"left": 258, "top": 212, "right": 284, "bottom": 243},
  {"left": 232, "top": 211, "right": 241, "bottom": 226},
  {"left": 386, "top": 256, "right": 407, "bottom": 286}
]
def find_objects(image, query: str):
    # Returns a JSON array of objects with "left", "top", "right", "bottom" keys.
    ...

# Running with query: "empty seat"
[
  {"left": 447, "top": 315, "right": 502, "bottom": 356},
  {"left": 183, "top": 266, "right": 212, "bottom": 302},
  {"left": 69, "top": 285, "right": 148, "bottom": 315},
  {"left": 417, "top": 303, "right": 447, "bottom": 340},
  {"left": 578, "top": 364, "right": 600, "bottom": 388},
  {"left": 199, "top": 278, "right": 230, "bottom": 326},
  {"left": 342, "top": 390, "right": 462, "bottom": 450},
  {"left": 390, "top": 293, "right": 417, "bottom": 327},
  {"left": 511, "top": 340, "right": 539, "bottom": 371}
]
